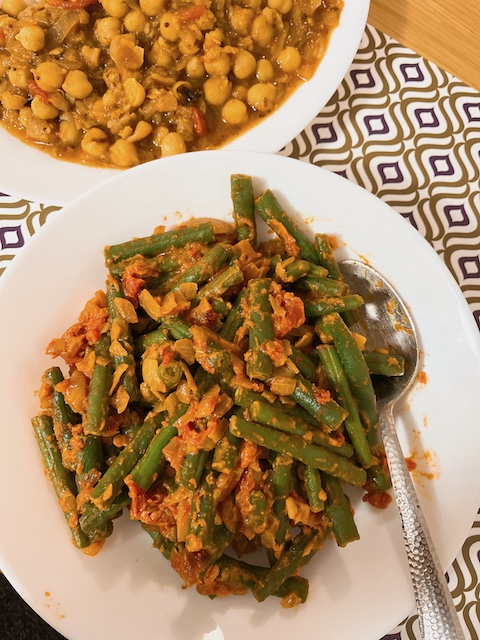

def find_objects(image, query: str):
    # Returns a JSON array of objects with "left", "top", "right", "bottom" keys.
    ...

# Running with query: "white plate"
[
  {"left": 0, "top": 0, "right": 369, "bottom": 206},
  {"left": 0, "top": 150, "right": 479, "bottom": 640}
]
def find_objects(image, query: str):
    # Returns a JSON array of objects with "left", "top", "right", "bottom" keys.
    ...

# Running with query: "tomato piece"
[
  {"left": 190, "top": 106, "right": 207, "bottom": 136},
  {"left": 177, "top": 4, "right": 207, "bottom": 25},
  {"left": 27, "top": 80, "right": 50, "bottom": 104}
]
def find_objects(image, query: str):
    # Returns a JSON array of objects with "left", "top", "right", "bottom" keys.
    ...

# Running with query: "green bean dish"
[{"left": 32, "top": 174, "right": 405, "bottom": 607}]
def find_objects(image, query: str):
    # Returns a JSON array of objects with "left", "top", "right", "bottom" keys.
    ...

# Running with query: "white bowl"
[{"left": 0, "top": 0, "right": 370, "bottom": 205}]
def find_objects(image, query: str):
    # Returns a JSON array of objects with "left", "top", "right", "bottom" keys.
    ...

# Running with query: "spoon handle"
[{"left": 379, "top": 405, "right": 466, "bottom": 640}]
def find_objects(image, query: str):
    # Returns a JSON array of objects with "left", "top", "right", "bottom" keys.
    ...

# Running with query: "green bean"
[
  {"left": 275, "top": 259, "right": 312, "bottom": 283},
  {"left": 195, "top": 262, "right": 244, "bottom": 303},
  {"left": 230, "top": 416, "right": 366, "bottom": 487},
  {"left": 231, "top": 174, "right": 256, "bottom": 243},
  {"left": 145, "top": 527, "right": 175, "bottom": 560},
  {"left": 295, "top": 275, "right": 346, "bottom": 297},
  {"left": 45, "top": 367, "right": 77, "bottom": 471},
  {"left": 212, "top": 429, "right": 241, "bottom": 473},
  {"left": 209, "top": 297, "right": 230, "bottom": 318},
  {"left": 161, "top": 316, "right": 193, "bottom": 340},
  {"left": 304, "top": 294, "right": 364, "bottom": 318},
  {"left": 212, "top": 555, "right": 309, "bottom": 603},
  {"left": 291, "top": 375, "right": 348, "bottom": 432},
  {"left": 187, "top": 471, "right": 216, "bottom": 551},
  {"left": 252, "top": 528, "right": 325, "bottom": 602},
  {"left": 108, "top": 253, "right": 181, "bottom": 279},
  {"left": 303, "top": 465, "right": 325, "bottom": 513},
  {"left": 288, "top": 345, "right": 317, "bottom": 382},
  {"left": 243, "top": 278, "right": 274, "bottom": 381},
  {"left": 79, "top": 491, "right": 131, "bottom": 539},
  {"left": 130, "top": 405, "right": 188, "bottom": 491},
  {"left": 104, "top": 222, "right": 215, "bottom": 264},
  {"left": 106, "top": 278, "right": 140, "bottom": 402},
  {"left": 314, "top": 233, "right": 343, "bottom": 279},
  {"left": 171, "top": 244, "right": 230, "bottom": 291},
  {"left": 90, "top": 411, "right": 167, "bottom": 509},
  {"left": 321, "top": 472, "right": 360, "bottom": 547},
  {"left": 179, "top": 449, "right": 210, "bottom": 489},
  {"left": 317, "top": 344, "right": 372, "bottom": 469},
  {"left": 254, "top": 190, "right": 318, "bottom": 264},
  {"left": 363, "top": 350, "right": 406, "bottom": 376},
  {"left": 316, "top": 313, "right": 379, "bottom": 444},
  {"left": 271, "top": 453, "right": 292, "bottom": 545},
  {"left": 76, "top": 434, "right": 104, "bottom": 492},
  {"left": 83, "top": 334, "right": 114, "bottom": 436},
  {"left": 248, "top": 399, "right": 353, "bottom": 457},
  {"left": 32, "top": 415, "right": 90, "bottom": 549},
  {"left": 366, "top": 462, "right": 392, "bottom": 492},
  {"left": 134, "top": 326, "right": 169, "bottom": 356},
  {"left": 219, "top": 289, "right": 246, "bottom": 341},
  {"left": 248, "top": 489, "right": 269, "bottom": 532}
]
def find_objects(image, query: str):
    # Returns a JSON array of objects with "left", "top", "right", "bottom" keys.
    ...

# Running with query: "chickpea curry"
[{"left": 0, "top": 0, "right": 343, "bottom": 168}]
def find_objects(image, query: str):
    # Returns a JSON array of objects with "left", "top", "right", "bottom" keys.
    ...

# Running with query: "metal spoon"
[{"left": 339, "top": 259, "right": 466, "bottom": 640}]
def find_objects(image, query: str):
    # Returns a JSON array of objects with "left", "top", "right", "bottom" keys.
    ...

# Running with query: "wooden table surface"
[{"left": 368, "top": 0, "right": 480, "bottom": 91}]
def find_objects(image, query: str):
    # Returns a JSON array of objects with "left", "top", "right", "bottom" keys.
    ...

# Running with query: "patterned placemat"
[{"left": 0, "top": 23, "right": 479, "bottom": 640}]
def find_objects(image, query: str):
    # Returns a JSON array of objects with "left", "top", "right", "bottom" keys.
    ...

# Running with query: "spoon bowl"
[
  {"left": 339, "top": 259, "right": 419, "bottom": 406},
  {"left": 340, "top": 259, "right": 466, "bottom": 640}
]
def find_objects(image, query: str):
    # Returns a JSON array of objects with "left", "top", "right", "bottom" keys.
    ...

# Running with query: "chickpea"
[
  {"left": 233, "top": 50, "right": 256, "bottom": 80},
  {"left": 33, "top": 61, "right": 66, "bottom": 92},
  {"left": 277, "top": 46, "right": 302, "bottom": 73},
  {"left": 232, "top": 84, "right": 248, "bottom": 101},
  {"left": 222, "top": 99, "right": 247, "bottom": 125},
  {"left": 77, "top": 10, "right": 91, "bottom": 25},
  {"left": 8, "top": 67, "right": 30, "bottom": 90},
  {"left": 139, "top": 0, "right": 165, "bottom": 17},
  {"left": 267, "top": 0, "right": 292, "bottom": 14},
  {"left": 186, "top": 56, "right": 205, "bottom": 79},
  {"left": 30, "top": 95, "right": 60, "bottom": 120},
  {"left": 153, "top": 125, "right": 169, "bottom": 146},
  {"left": 2, "top": 0, "right": 27, "bottom": 18},
  {"left": 81, "top": 127, "right": 109, "bottom": 157},
  {"left": 256, "top": 58, "right": 274, "bottom": 82},
  {"left": 126, "top": 120, "right": 152, "bottom": 142},
  {"left": 251, "top": 14, "right": 274, "bottom": 48},
  {"left": 110, "top": 139, "right": 140, "bottom": 167},
  {"left": 101, "top": 0, "right": 129, "bottom": 19},
  {"left": 203, "top": 76, "right": 232, "bottom": 106},
  {"left": 95, "top": 17, "right": 122, "bottom": 47},
  {"left": 124, "top": 10, "right": 147, "bottom": 34},
  {"left": 228, "top": 6, "right": 253, "bottom": 35},
  {"left": 161, "top": 132, "right": 186, "bottom": 156},
  {"left": 247, "top": 82, "right": 277, "bottom": 113},
  {"left": 1, "top": 91, "right": 27, "bottom": 110},
  {"left": 48, "top": 91, "right": 71, "bottom": 111},
  {"left": 62, "top": 70, "right": 93, "bottom": 99},
  {"left": 204, "top": 49, "right": 232, "bottom": 77},
  {"left": 150, "top": 40, "right": 174, "bottom": 67},
  {"left": 109, "top": 34, "right": 144, "bottom": 70},
  {"left": 59, "top": 120, "right": 82, "bottom": 147},
  {"left": 123, "top": 77, "right": 145, "bottom": 108},
  {"left": 243, "top": 0, "right": 261, "bottom": 9},
  {"left": 159, "top": 13, "right": 180, "bottom": 42},
  {"left": 16, "top": 25, "right": 45, "bottom": 52}
]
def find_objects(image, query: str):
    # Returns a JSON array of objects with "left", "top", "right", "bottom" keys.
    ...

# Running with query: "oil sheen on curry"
[{"left": 0, "top": 0, "right": 343, "bottom": 168}]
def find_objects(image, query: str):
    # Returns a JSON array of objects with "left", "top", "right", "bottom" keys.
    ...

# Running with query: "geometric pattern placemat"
[
  {"left": 0, "top": 23, "right": 479, "bottom": 640},
  {"left": 281, "top": 25, "right": 480, "bottom": 333}
]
